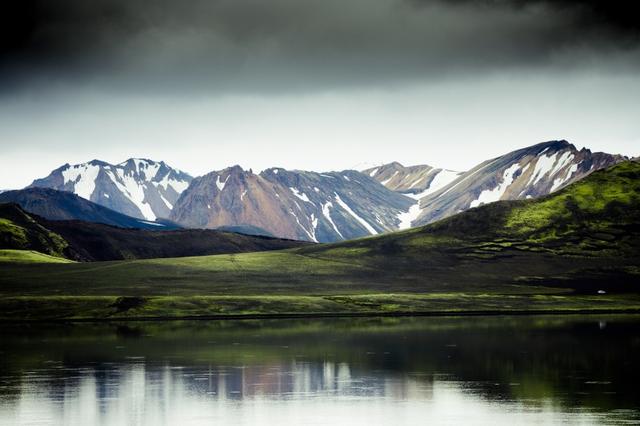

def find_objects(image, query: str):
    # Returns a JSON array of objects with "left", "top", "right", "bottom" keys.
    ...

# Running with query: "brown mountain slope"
[{"left": 170, "top": 166, "right": 414, "bottom": 242}]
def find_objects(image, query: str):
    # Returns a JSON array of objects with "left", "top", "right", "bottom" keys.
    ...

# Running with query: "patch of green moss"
[
  {"left": 0, "top": 218, "right": 29, "bottom": 246},
  {"left": 0, "top": 204, "right": 70, "bottom": 258},
  {"left": 0, "top": 249, "right": 75, "bottom": 264}
]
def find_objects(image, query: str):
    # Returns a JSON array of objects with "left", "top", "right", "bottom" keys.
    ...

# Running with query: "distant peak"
[
  {"left": 262, "top": 167, "right": 285, "bottom": 175},
  {"left": 535, "top": 140, "right": 575, "bottom": 152},
  {"left": 224, "top": 164, "right": 245, "bottom": 174},
  {"left": 120, "top": 158, "right": 156, "bottom": 165},
  {"left": 86, "top": 159, "right": 110, "bottom": 167},
  {"left": 383, "top": 161, "right": 404, "bottom": 169}
]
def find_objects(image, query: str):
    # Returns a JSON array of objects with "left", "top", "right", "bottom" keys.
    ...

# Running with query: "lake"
[{"left": 1, "top": 315, "right": 639, "bottom": 425}]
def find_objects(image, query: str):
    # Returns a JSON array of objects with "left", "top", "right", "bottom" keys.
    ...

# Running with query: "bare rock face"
[
  {"left": 413, "top": 140, "right": 627, "bottom": 226},
  {"left": 29, "top": 159, "right": 192, "bottom": 221},
  {"left": 170, "top": 166, "right": 414, "bottom": 242}
]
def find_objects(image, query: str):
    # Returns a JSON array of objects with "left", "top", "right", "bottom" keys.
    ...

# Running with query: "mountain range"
[{"left": 20, "top": 140, "right": 627, "bottom": 242}]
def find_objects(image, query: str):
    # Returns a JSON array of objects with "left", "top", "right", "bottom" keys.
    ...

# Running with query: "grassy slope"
[
  {"left": 0, "top": 203, "right": 69, "bottom": 258},
  {"left": 1, "top": 162, "right": 639, "bottom": 320},
  {"left": 0, "top": 249, "right": 74, "bottom": 264}
]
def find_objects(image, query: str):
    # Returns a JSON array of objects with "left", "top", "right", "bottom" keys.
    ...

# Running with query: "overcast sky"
[{"left": 1, "top": 0, "right": 639, "bottom": 188}]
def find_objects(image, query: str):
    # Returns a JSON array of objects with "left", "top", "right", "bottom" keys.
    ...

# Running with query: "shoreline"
[{"left": 4, "top": 307, "right": 640, "bottom": 323}]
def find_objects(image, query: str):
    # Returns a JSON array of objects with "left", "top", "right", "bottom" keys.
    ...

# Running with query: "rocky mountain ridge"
[
  {"left": 170, "top": 166, "right": 414, "bottom": 242},
  {"left": 29, "top": 159, "right": 192, "bottom": 221},
  {"left": 413, "top": 140, "right": 626, "bottom": 226}
]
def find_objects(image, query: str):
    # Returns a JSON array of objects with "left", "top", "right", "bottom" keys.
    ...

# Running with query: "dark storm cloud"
[{"left": 1, "top": 0, "right": 639, "bottom": 94}]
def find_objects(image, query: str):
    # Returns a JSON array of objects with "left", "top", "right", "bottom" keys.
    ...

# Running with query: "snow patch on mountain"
[
  {"left": 408, "top": 176, "right": 425, "bottom": 189},
  {"left": 310, "top": 213, "right": 319, "bottom": 241},
  {"left": 289, "top": 208, "right": 316, "bottom": 242},
  {"left": 549, "top": 151, "right": 574, "bottom": 177},
  {"left": 380, "top": 171, "right": 398, "bottom": 186},
  {"left": 139, "top": 220, "right": 165, "bottom": 227},
  {"left": 160, "top": 194, "right": 173, "bottom": 210},
  {"left": 439, "top": 160, "right": 497, "bottom": 199},
  {"left": 322, "top": 201, "right": 344, "bottom": 239},
  {"left": 134, "top": 159, "right": 161, "bottom": 180},
  {"left": 216, "top": 175, "right": 229, "bottom": 191},
  {"left": 397, "top": 202, "right": 421, "bottom": 230},
  {"left": 154, "top": 174, "right": 189, "bottom": 193},
  {"left": 404, "top": 169, "right": 463, "bottom": 200},
  {"left": 430, "top": 170, "right": 463, "bottom": 192},
  {"left": 530, "top": 152, "right": 558, "bottom": 185},
  {"left": 470, "top": 163, "right": 520, "bottom": 208},
  {"left": 551, "top": 163, "right": 579, "bottom": 192},
  {"left": 108, "top": 169, "right": 157, "bottom": 221},
  {"left": 61, "top": 163, "right": 101, "bottom": 200},
  {"left": 334, "top": 194, "right": 378, "bottom": 235},
  {"left": 290, "top": 187, "right": 312, "bottom": 203}
]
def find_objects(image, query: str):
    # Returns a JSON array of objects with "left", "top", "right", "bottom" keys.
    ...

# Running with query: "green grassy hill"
[
  {"left": 1, "top": 162, "right": 639, "bottom": 320},
  {"left": 0, "top": 203, "right": 69, "bottom": 258},
  {"left": 0, "top": 249, "right": 75, "bottom": 264}
]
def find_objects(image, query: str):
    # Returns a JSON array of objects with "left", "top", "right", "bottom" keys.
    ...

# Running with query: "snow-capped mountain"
[
  {"left": 29, "top": 159, "right": 192, "bottom": 221},
  {"left": 364, "top": 162, "right": 464, "bottom": 197},
  {"left": 170, "top": 166, "right": 414, "bottom": 242},
  {"left": 412, "top": 140, "right": 626, "bottom": 226}
]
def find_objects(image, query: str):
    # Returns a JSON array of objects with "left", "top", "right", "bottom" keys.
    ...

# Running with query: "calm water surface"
[{"left": 1, "top": 315, "right": 639, "bottom": 425}]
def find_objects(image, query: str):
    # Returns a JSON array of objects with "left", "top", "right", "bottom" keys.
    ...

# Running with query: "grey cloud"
[{"left": 2, "top": 0, "right": 640, "bottom": 95}]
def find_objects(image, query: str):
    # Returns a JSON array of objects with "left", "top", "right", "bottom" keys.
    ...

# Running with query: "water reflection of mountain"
[{"left": 1, "top": 316, "right": 640, "bottom": 425}]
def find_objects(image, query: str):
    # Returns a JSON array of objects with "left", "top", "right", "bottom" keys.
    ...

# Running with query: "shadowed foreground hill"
[
  {"left": 42, "top": 220, "right": 308, "bottom": 261},
  {"left": 0, "top": 203, "right": 308, "bottom": 261},
  {"left": 0, "top": 188, "right": 178, "bottom": 229},
  {"left": 1, "top": 162, "right": 639, "bottom": 320}
]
